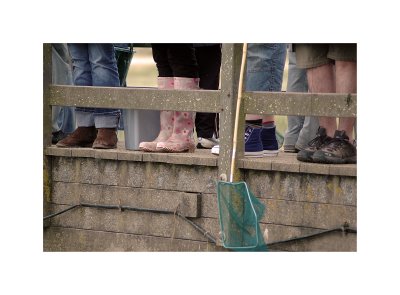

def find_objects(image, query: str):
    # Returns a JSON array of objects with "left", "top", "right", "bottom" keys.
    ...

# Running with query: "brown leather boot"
[
  {"left": 56, "top": 126, "right": 97, "bottom": 148},
  {"left": 92, "top": 128, "right": 118, "bottom": 149}
]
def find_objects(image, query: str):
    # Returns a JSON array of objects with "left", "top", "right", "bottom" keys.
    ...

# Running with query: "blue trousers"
[
  {"left": 245, "top": 43, "right": 287, "bottom": 92},
  {"left": 52, "top": 43, "right": 76, "bottom": 134},
  {"left": 68, "top": 43, "right": 121, "bottom": 128},
  {"left": 283, "top": 51, "right": 319, "bottom": 149}
]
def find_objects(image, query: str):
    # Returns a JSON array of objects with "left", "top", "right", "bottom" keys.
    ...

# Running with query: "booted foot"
[
  {"left": 52, "top": 130, "right": 68, "bottom": 144},
  {"left": 283, "top": 145, "right": 300, "bottom": 153},
  {"left": 156, "top": 111, "right": 196, "bottom": 153},
  {"left": 92, "top": 128, "right": 118, "bottom": 149},
  {"left": 312, "top": 130, "right": 357, "bottom": 164},
  {"left": 56, "top": 127, "right": 97, "bottom": 148},
  {"left": 260, "top": 126, "right": 278, "bottom": 156},
  {"left": 297, "top": 127, "right": 331, "bottom": 162},
  {"left": 197, "top": 135, "right": 219, "bottom": 149},
  {"left": 244, "top": 124, "right": 263, "bottom": 157},
  {"left": 139, "top": 142, "right": 158, "bottom": 152},
  {"left": 139, "top": 110, "right": 174, "bottom": 152},
  {"left": 210, "top": 124, "right": 263, "bottom": 158},
  {"left": 156, "top": 140, "right": 196, "bottom": 153}
]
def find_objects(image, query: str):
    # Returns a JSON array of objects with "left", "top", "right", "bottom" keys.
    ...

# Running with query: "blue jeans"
[
  {"left": 245, "top": 43, "right": 287, "bottom": 92},
  {"left": 68, "top": 43, "right": 121, "bottom": 128},
  {"left": 284, "top": 51, "right": 319, "bottom": 149},
  {"left": 52, "top": 44, "right": 76, "bottom": 133}
]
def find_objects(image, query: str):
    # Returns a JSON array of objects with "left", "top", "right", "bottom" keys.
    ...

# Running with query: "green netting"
[{"left": 217, "top": 181, "right": 267, "bottom": 251}]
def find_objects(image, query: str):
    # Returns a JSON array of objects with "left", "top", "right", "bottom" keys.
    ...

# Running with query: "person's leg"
[
  {"left": 284, "top": 50, "right": 309, "bottom": 152},
  {"left": 53, "top": 44, "right": 76, "bottom": 132},
  {"left": 295, "top": 44, "right": 335, "bottom": 162},
  {"left": 51, "top": 44, "right": 76, "bottom": 143},
  {"left": 194, "top": 44, "right": 221, "bottom": 148},
  {"left": 296, "top": 116, "right": 319, "bottom": 150},
  {"left": 312, "top": 45, "right": 357, "bottom": 164},
  {"left": 307, "top": 63, "right": 337, "bottom": 136},
  {"left": 88, "top": 43, "right": 121, "bottom": 149},
  {"left": 246, "top": 43, "right": 287, "bottom": 156},
  {"left": 156, "top": 44, "right": 199, "bottom": 153},
  {"left": 57, "top": 44, "right": 97, "bottom": 147},
  {"left": 67, "top": 43, "right": 95, "bottom": 127},
  {"left": 151, "top": 44, "right": 174, "bottom": 77},
  {"left": 335, "top": 60, "right": 357, "bottom": 141},
  {"left": 139, "top": 76, "right": 175, "bottom": 152},
  {"left": 88, "top": 43, "right": 121, "bottom": 127}
]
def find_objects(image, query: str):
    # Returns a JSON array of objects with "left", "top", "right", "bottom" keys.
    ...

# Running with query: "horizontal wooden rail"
[
  {"left": 243, "top": 91, "right": 357, "bottom": 117},
  {"left": 49, "top": 85, "right": 221, "bottom": 113},
  {"left": 49, "top": 85, "right": 357, "bottom": 117}
]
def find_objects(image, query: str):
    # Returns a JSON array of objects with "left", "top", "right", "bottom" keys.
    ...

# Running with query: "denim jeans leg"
[
  {"left": 88, "top": 43, "right": 121, "bottom": 128},
  {"left": 284, "top": 51, "right": 309, "bottom": 146},
  {"left": 68, "top": 43, "right": 96, "bottom": 127},
  {"left": 245, "top": 43, "right": 287, "bottom": 92},
  {"left": 52, "top": 44, "right": 76, "bottom": 133},
  {"left": 284, "top": 116, "right": 305, "bottom": 146},
  {"left": 295, "top": 116, "right": 319, "bottom": 150},
  {"left": 283, "top": 51, "right": 319, "bottom": 148}
]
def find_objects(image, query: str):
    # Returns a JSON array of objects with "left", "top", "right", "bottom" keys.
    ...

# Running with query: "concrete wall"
[{"left": 43, "top": 151, "right": 356, "bottom": 252}]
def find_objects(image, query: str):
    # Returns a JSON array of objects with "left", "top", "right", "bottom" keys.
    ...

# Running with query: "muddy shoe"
[
  {"left": 312, "top": 130, "right": 357, "bottom": 164},
  {"left": 56, "top": 127, "right": 97, "bottom": 148},
  {"left": 297, "top": 127, "right": 331, "bottom": 162},
  {"left": 92, "top": 128, "right": 118, "bottom": 149}
]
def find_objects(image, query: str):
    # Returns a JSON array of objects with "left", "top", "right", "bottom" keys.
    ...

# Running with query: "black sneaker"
[
  {"left": 312, "top": 130, "right": 357, "bottom": 164},
  {"left": 297, "top": 127, "right": 331, "bottom": 162},
  {"left": 52, "top": 130, "right": 68, "bottom": 144}
]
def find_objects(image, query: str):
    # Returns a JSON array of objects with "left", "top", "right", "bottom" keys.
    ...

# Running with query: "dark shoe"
[
  {"left": 312, "top": 130, "right": 357, "bottom": 164},
  {"left": 244, "top": 124, "right": 264, "bottom": 157},
  {"left": 92, "top": 128, "right": 118, "bottom": 149},
  {"left": 297, "top": 127, "right": 331, "bottom": 162},
  {"left": 52, "top": 130, "right": 68, "bottom": 144},
  {"left": 283, "top": 144, "right": 300, "bottom": 153},
  {"left": 260, "top": 126, "right": 279, "bottom": 156},
  {"left": 56, "top": 127, "right": 97, "bottom": 148}
]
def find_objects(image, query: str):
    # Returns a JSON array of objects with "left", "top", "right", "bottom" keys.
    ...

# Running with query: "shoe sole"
[
  {"left": 263, "top": 150, "right": 278, "bottom": 157},
  {"left": 313, "top": 154, "right": 357, "bottom": 164},
  {"left": 56, "top": 142, "right": 93, "bottom": 148},
  {"left": 139, "top": 147, "right": 158, "bottom": 152},
  {"left": 158, "top": 147, "right": 195, "bottom": 153},
  {"left": 92, "top": 144, "right": 117, "bottom": 149},
  {"left": 210, "top": 150, "right": 264, "bottom": 158},
  {"left": 196, "top": 143, "right": 213, "bottom": 149},
  {"left": 297, "top": 151, "right": 314, "bottom": 162}
]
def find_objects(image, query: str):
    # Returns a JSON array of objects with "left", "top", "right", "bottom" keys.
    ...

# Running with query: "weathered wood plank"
[
  {"left": 244, "top": 91, "right": 357, "bottom": 117},
  {"left": 48, "top": 85, "right": 221, "bottom": 113}
]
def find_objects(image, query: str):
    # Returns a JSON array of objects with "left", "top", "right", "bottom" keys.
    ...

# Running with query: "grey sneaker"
[
  {"left": 283, "top": 144, "right": 300, "bottom": 153},
  {"left": 197, "top": 136, "right": 219, "bottom": 149}
]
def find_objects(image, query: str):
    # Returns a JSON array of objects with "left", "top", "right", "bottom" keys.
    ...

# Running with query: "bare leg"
[
  {"left": 336, "top": 61, "right": 357, "bottom": 141},
  {"left": 307, "top": 63, "right": 336, "bottom": 137},
  {"left": 246, "top": 115, "right": 275, "bottom": 122},
  {"left": 246, "top": 114, "right": 262, "bottom": 121}
]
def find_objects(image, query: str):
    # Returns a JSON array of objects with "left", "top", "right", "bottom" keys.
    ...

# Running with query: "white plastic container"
[{"left": 123, "top": 109, "right": 160, "bottom": 150}]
